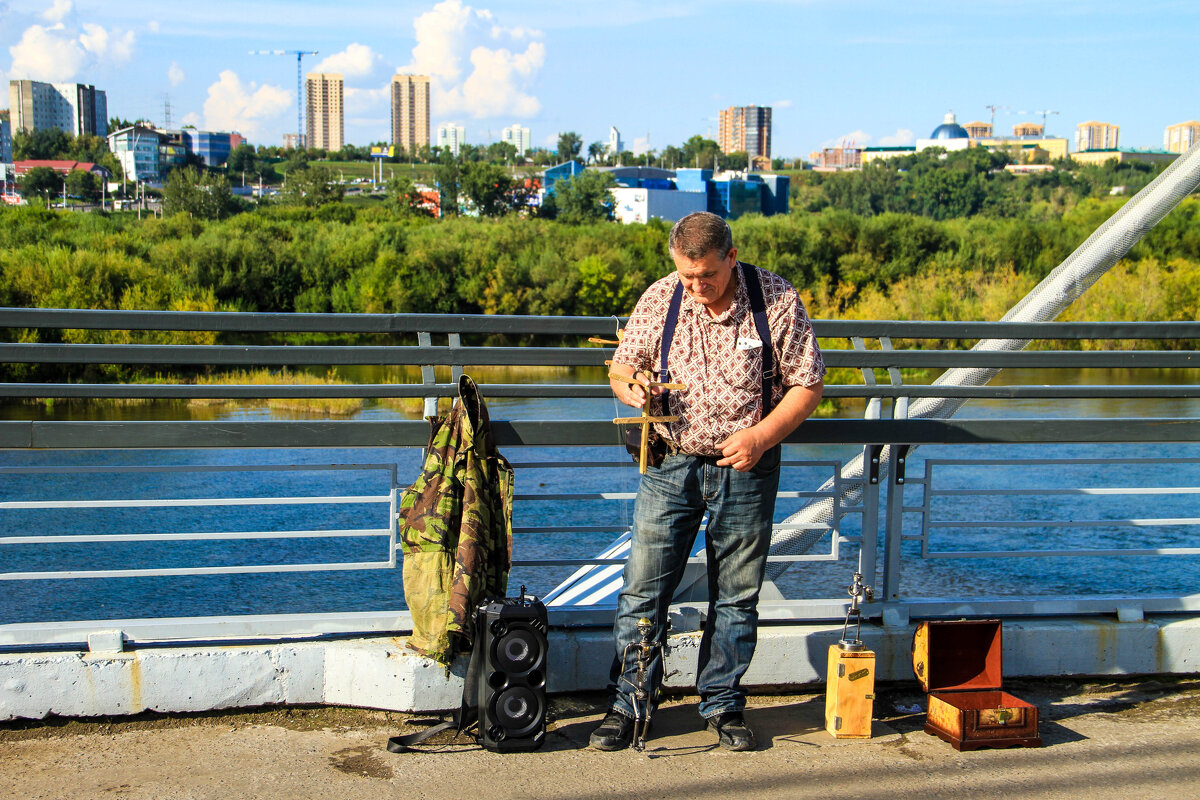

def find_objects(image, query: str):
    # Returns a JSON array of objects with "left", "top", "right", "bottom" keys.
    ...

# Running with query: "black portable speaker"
[{"left": 474, "top": 595, "right": 548, "bottom": 752}]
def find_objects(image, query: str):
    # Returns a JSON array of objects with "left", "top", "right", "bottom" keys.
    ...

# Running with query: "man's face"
[{"left": 672, "top": 246, "right": 738, "bottom": 312}]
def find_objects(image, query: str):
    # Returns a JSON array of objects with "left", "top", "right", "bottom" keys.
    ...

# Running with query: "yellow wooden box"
[
  {"left": 912, "top": 620, "right": 1041, "bottom": 751},
  {"left": 825, "top": 645, "right": 875, "bottom": 739}
]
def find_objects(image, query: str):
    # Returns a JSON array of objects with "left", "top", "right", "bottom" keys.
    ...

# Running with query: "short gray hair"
[{"left": 668, "top": 212, "right": 734, "bottom": 261}]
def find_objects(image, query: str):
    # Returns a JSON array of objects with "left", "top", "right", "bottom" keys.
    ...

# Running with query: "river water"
[{"left": 2, "top": 368, "right": 1198, "bottom": 625}]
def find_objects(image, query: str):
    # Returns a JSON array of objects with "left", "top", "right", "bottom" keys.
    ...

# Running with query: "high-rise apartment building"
[
  {"left": 501, "top": 123, "right": 530, "bottom": 156},
  {"left": 608, "top": 126, "right": 623, "bottom": 157},
  {"left": 436, "top": 122, "right": 465, "bottom": 156},
  {"left": 1164, "top": 121, "right": 1200, "bottom": 154},
  {"left": 305, "top": 72, "right": 344, "bottom": 152},
  {"left": 1076, "top": 120, "right": 1119, "bottom": 152},
  {"left": 9, "top": 80, "right": 107, "bottom": 137},
  {"left": 718, "top": 105, "right": 772, "bottom": 160},
  {"left": 391, "top": 74, "right": 430, "bottom": 155},
  {"left": 1, "top": 114, "right": 12, "bottom": 164}
]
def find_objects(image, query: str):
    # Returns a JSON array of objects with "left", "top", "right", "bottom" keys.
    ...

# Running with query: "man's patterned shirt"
[{"left": 612, "top": 262, "right": 825, "bottom": 456}]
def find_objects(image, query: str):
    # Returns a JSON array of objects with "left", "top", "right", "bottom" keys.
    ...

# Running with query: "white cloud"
[
  {"left": 313, "top": 43, "right": 381, "bottom": 78},
  {"left": 821, "top": 130, "right": 872, "bottom": 149},
  {"left": 7, "top": 8, "right": 136, "bottom": 83},
  {"left": 147, "top": 20, "right": 160, "bottom": 33},
  {"left": 41, "top": 0, "right": 71, "bottom": 23},
  {"left": 201, "top": 70, "right": 291, "bottom": 141},
  {"left": 878, "top": 128, "right": 916, "bottom": 146},
  {"left": 80, "top": 22, "right": 135, "bottom": 61},
  {"left": 399, "top": 0, "right": 544, "bottom": 119},
  {"left": 774, "top": 99, "right": 794, "bottom": 110},
  {"left": 345, "top": 84, "right": 390, "bottom": 115},
  {"left": 168, "top": 61, "right": 184, "bottom": 86},
  {"left": 631, "top": 136, "right": 650, "bottom": 155},
  {"left": 181, "top": 111, "right": 201, "bottom": 127}
]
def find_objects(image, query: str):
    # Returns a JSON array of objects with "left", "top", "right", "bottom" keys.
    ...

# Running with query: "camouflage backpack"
[{"left": 399, "top": 375, "right": 514, "bottom": 666}]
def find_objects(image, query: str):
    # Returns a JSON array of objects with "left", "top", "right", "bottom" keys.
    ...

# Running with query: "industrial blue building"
[
  {"left": 543, "top": 162, "right": 790, "bottom": 223},
  {"left": 183, "top": 131, "right": 233, "bottom": 169}
]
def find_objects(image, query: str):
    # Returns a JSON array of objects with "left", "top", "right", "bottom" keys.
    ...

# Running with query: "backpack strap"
[
  {"left": 386, "top": 610, "right": 486, "bottom": 753},
  {"left": 739, "top": 261, "right": 776, "bottom": 417}
]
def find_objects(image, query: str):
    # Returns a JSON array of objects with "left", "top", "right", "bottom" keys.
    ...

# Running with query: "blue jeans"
[{"left": 607, "top": 445, "right": 780, "bottom": 720}]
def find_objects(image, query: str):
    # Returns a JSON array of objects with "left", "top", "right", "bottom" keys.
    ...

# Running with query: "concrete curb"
[{"left": 3, "top": 614, "right": 1197, "bottom": 720}]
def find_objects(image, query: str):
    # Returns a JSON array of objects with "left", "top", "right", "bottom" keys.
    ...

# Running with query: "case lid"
[{"left": 911, "top": 619, "right": 1003, "bottom": 693}]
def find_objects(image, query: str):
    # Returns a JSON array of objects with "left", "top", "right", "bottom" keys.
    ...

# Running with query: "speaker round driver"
[{"left": 491, "top": 686, "right": 543, "bottom": 737}]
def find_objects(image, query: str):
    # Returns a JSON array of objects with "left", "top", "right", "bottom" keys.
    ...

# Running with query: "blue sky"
[{"left": 3, "top": 0, "right": 1198, "bottom": 156}]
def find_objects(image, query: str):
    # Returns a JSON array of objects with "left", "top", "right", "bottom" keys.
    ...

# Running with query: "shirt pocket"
[{"left": 715, "top": 323, "right": 763, "bottom": 392}]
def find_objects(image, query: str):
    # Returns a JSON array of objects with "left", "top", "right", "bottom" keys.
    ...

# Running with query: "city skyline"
[{"left": 1, "top": 0, "right": 1198, "bottom": 157}]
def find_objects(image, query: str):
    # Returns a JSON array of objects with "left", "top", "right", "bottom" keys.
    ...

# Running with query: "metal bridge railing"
[{"left": 1, "top": 307, "right": 1199, "bottom": 648}]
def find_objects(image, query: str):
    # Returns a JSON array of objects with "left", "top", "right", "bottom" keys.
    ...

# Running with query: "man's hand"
[
  {"left": 610, "top": 365, "right": 661, "bottom": 409},
  {"left": 716, "top": 427, "right": 768, "bottom": 472}
]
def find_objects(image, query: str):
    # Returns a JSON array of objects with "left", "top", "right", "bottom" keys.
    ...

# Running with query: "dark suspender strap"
[
  {"left": 739, "top": 262, "right": 776, "bottom": 417},
  {"left": 659, "top": 281, "right": 685, "bottom": 412}
]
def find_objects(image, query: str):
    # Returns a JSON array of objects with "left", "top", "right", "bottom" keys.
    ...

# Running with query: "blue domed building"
[
  {"left": 929, "top": 112, "right": 970, "bottom": 141},
  {"left": 916, "top": 111, "right": 974, "bottom": 153}
]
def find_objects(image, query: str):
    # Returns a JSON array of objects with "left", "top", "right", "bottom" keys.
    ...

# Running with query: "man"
[{"left": 590, "top": 211, "right": 825, "bottom": 752}]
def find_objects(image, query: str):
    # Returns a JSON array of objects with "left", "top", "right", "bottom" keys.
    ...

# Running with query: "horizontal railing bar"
[
  {"left": 862, "top": 594, "right": 1200, "bottom": 620},
  {"left": 0, "top": 529, "right": 389, "bottom": 545},
  {"left": 511, "top": 523, "right": 831, "bottom": 536},
  {"left": 928, "top": 517, "right": 1200, "bottom": 528},
  {"left": 0, "top": 308, "right": 626, "bottom": 336},
  {"left": 512, "top": 525, "right": 628, "bottom": 534},
  {"left": 3, "top": 343, "right": 1199, "bottom": 369},
  {"left": 0, "top": 343, "right": 610, "bottom": 367},
  {"left": 515, "top": 492, "right": 636, "bottom": 501},
  {"left": 514, "top": 490, "right": 836, "bottom": 502},
  {"left": 925, "top": 547, "right": 1200, "bottom": 558},
  {"left": 0, "top": 495, "right": 390, "bottom": 510},
  {"left": 925, "top": 457, "right": 1200, "bottom": 466},
  {"left": 9, "top": 383, "right": 1200, "bottom": 401},
  {"left": 3, "top": 418, "right": 1198, "bottom": 449},
  {"left": 829, "top": 385, "right": 1200, "bottom": 399},
  {"left": 931, "top": 487, "right": 1200, "bottom": 497},
  {"left": 511, "top": 551, "right": 839, "bottom": 568},
  {"left": 0, "top": 561, "right": 394, "bottom": 580},
  {"left": 6, "top": 308, "right": 1200, "bottom": 340},
  {"left": 0, "top": 463, "right": 395, "bottom": 475}
]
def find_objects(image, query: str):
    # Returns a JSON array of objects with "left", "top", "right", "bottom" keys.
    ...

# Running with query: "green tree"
[
  {"left": 65, "top": 170, "right": 100, "bottom": 203},
  {"left": 485, "top": 141, "right": 518, "bottom": 164},
  {"left": 281, "top": 165, "right": 344, "bottom": 207},
  {"left": 587, "top": 141, "right": 605, "bottom": 164},
  {"left": 18, "top": 166, "right": 63, "bottom": 202},
  {"left": 433, "top": 151, "right": 461, "bottom": 216},
  {"left": 386, "top": 175, "right": 435, "bottom": 217},
  {"left": 557, "top": 131, "right": 583, "bottom": 163},
  {"left": 555, "top": 169, "right": 617, "bottom": 224},
  {"left": 680, "top": 135, "right": 722, "bottom": 170},
  {"left": 163, "top": 166, "right": 239, "bottom": 220},
  {"left": 461, "top": 162, "right": 513, "bottom": 217},
  {"left": 13, "top": 127, "right": 71, "bottom": 160},
  {"left": 661, "top": 145, "right": 685, "bottom": 169}
]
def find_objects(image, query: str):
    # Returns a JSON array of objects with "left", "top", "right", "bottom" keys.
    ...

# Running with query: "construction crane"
[
  {"left": 1031, "top": 109, "right": 1060, "bottom": 132},
  {"left": 985, "top": 104, "right": 1009, "bottom": 133},
  {"left": 250, "top": 49, "right": 318, "bottom": 146}
]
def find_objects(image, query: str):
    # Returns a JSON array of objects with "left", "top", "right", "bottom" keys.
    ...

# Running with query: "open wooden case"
[{"left": 912, "top": 620, "right": 1042, "bottom": 751}]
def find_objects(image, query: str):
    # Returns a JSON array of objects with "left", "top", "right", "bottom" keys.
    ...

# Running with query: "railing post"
[
  {"left": 417, "top": 331, "right": 437, "bottom": 418},
  {"left": 858, "top": 443, "right": 882, "bottom": 608},
  {"left": 881, "top": 444, "right": 910, "bottom": 621}
]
